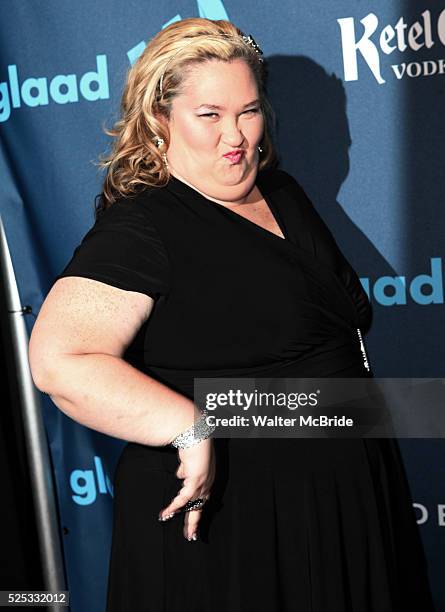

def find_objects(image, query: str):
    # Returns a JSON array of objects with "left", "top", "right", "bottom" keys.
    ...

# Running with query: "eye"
[{"left": 198, "top": 108, "right": 260, "bottom": 119}]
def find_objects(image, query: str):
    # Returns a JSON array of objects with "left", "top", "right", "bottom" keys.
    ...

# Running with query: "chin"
[{"left": 215, "top": 161, "right": 253, "bottom": 183}]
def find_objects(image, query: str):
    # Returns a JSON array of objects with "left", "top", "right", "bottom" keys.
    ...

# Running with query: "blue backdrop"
[{"left": 1, "top": 1, "right": 443, "bottom": 610}]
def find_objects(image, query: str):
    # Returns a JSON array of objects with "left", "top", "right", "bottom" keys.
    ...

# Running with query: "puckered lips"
[{"left": 223, "top": 149, "right": 245, "bottom": 164}]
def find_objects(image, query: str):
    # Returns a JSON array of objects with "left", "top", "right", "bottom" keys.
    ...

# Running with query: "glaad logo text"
[
  {"left": 70, "top": 455, "right": 114, "bottom": 506},
  {"left": 0, "top": 55, "right": 109, "bottom": 122},
  {"left": 337, "top": 9, "right": 445, "bottom": 84},
  {"left": 360, "top": 257, "right": 443, "bottom": 306}
]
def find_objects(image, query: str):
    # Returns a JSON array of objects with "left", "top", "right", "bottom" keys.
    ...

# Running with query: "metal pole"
[{"left": 0, "top": 214, "right": 67, "bottom": 610}]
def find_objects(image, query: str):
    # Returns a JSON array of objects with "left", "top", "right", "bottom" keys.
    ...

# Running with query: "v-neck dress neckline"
[
  {"left": 165, "top": 171, "right": 363, "bottom": 325},
  {"left": 166, "top": 172, "right": 289, "bottom": 244}
]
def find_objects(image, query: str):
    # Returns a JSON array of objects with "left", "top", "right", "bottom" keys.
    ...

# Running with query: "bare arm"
[{"left": 29, "top": 276, "right": 201, "bottom": 447}]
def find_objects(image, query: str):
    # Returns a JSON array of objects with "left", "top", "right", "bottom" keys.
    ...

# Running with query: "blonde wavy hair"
[{"left": 95, "top": 17, "right": 278, "bottom": 214}]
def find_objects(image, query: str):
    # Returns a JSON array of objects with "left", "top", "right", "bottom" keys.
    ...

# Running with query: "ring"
[{"left": 183, "top": 497, "right": 207, "bottom": 512}]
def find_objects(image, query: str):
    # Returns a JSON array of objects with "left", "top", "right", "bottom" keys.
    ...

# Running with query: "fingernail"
[{"left": 192, "top": 533, "right": 198, "bottom": 541}]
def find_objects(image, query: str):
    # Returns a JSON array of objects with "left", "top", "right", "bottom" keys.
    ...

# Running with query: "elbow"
[
  {"left": 28, "top": 335, "right": 58, "bottom": 394},
  {"left": 29, "top": 365, "right": 54, "bottom": 394},
  {"left": 29, "top": 355, "right": 55, "bottom": 395}
]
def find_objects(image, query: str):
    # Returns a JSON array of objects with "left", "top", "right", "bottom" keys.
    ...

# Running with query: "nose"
[{"left": 220, "top": 118, "right": 245, "bottom": 148}]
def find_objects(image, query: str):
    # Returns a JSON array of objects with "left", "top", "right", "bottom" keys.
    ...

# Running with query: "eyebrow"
[{"left": 194, "top": 99, "right": 260, "bottom": 111}]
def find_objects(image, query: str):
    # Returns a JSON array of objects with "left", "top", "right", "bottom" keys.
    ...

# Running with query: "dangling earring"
[
  {"left": 258, "top": 145, "right": 263, "bottom": 154},
  {"left": 155, "top": 136, "right": 168, "bottom": 167}
]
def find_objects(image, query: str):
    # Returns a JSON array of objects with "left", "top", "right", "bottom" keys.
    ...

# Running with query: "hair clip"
[{"left": 241, "top": 34, "right": 264, "bottom": 62}]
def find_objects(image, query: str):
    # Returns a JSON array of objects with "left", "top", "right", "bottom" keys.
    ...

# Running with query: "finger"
[
  {"left": 183, "top": 508, "right": 203, "bottom": 541},
  {"left": 157, "top": 480, "right": 197, "bottom": 521}
]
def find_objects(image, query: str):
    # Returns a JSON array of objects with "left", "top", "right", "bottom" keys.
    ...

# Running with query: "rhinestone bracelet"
[{"left": 170, "top": 409, "right": 216, "bottom": 449}]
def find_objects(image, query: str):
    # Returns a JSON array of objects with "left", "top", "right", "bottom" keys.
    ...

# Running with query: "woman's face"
[{"left": 162, "top": 58, "right": 264, "bottom": 202}]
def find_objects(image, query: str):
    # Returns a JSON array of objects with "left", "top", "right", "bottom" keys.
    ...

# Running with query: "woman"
[{"left": 29, "top": 17, "right": 435, "bottom": 612}]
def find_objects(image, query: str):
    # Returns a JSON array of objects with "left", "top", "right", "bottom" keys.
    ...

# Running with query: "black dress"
[{"left": 54, "top": 168, "right": 435, "bottom": 611}]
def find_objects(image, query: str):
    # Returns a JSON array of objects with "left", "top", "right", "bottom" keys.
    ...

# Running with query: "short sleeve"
[{"left": 52, "top": 197, "right": 170, "bottom": 300}]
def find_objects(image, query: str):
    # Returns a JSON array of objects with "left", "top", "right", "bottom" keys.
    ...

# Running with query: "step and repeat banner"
[{"left": 1, "top": 1, "right": 443, "bottom": 610}]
